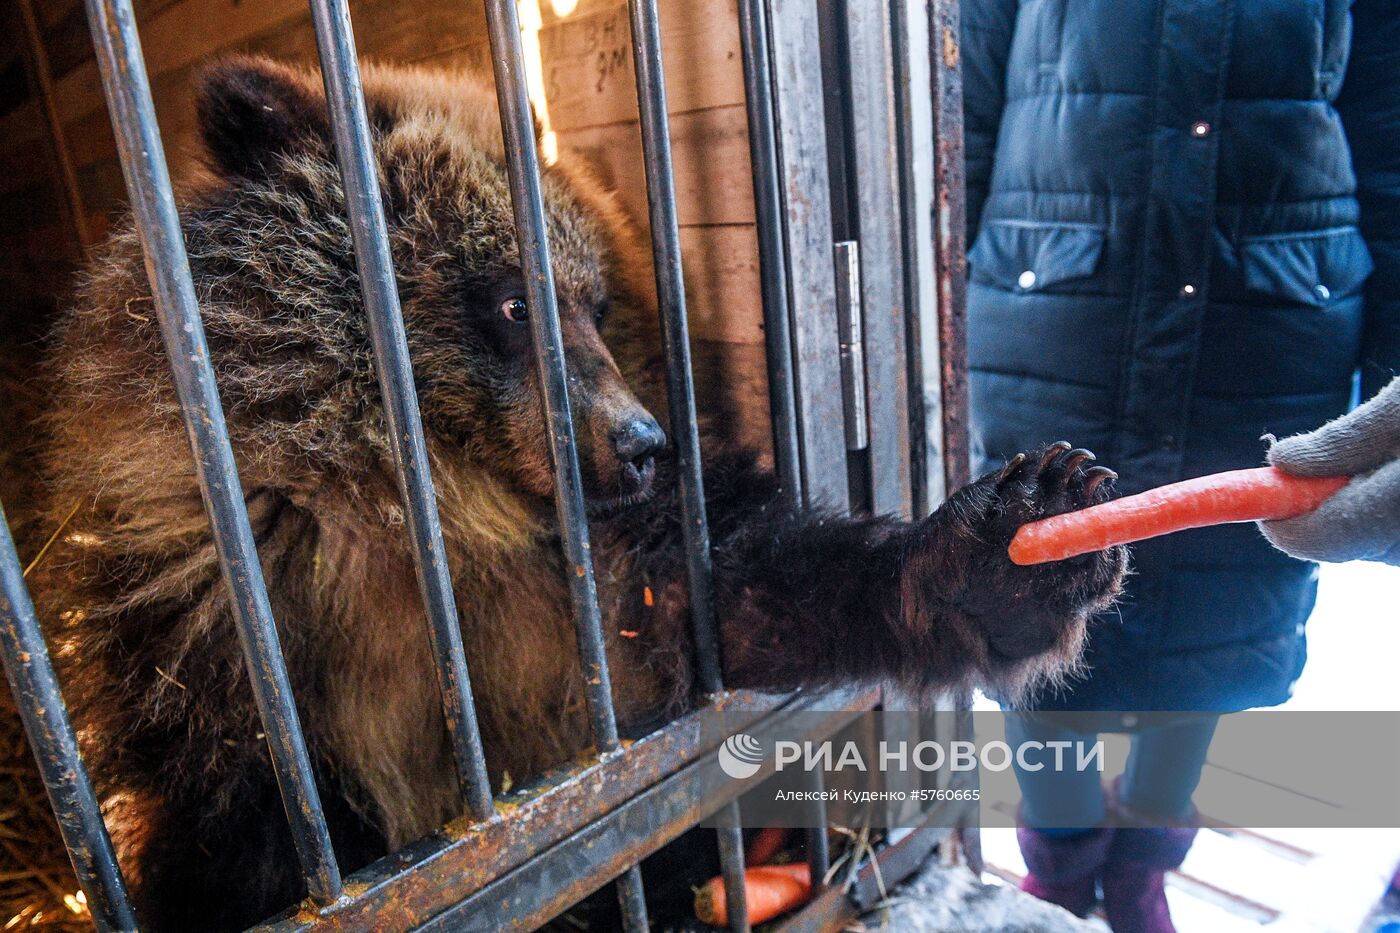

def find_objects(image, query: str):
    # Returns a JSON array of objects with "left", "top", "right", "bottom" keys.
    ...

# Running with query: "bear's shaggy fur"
[{"left": 27, "top": 57, "right": 1126, "bottom": 930}]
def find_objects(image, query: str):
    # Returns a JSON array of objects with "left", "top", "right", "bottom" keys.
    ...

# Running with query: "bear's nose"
[{"left": 611, "top": 416, "right": 666, "bottom": 471}]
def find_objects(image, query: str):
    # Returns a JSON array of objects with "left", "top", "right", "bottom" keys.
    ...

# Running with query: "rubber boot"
[
  {"left": 1016, "top": 825, "right": 1114, "bottom": 918},
  {"left": 1101, "top": 783, "right": 1197, "bottom": 933}
]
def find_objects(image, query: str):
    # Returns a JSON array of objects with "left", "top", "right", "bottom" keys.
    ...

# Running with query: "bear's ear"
[{"left": 196, "top": 56, "right": 328, "bottom": 179}]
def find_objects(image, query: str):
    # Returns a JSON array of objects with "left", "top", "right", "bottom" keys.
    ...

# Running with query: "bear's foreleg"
[{"left": 621, "top": 444, "right": 1126, "bottom": 702}]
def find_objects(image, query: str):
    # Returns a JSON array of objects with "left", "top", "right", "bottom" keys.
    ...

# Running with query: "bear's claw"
[
  {"left": 933, "top": 446, "right": 1129, "bottom": 695},
  {"left": 1036, "top": 440, "right": 1074, "bottom": 473},
  {"left": 1083, "top": 465, "right": 1118, "bottom": 498},
  {"left": 994, "top": 443, "right": 1113, "bottom": 512},
  {"left": 996, "top": 452, "right": 1028, "bottom": 484}
]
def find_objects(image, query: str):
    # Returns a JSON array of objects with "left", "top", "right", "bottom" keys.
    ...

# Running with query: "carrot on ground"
[
  {"left": 694, "top": 863, "right": 812, "bottom": 926},
  {"left": 1008, "top": 466, "right": 1349, "bottom": 566}
]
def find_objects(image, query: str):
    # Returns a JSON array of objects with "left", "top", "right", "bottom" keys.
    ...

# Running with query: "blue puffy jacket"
[{"left": 963, "top": 0, "right": 1400, "bottom": 710}]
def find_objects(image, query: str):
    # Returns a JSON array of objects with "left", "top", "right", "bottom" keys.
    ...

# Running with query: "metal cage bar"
[
  {"left": 0, "top": 510, "right": 137, "bottom": 932},
  {"left": 81, "top": 0, "right": 343, "bottom": 904},
  {"left": 738, "top": 0, "right": 802, "bottom": 505},
  {"left": 766, "top": 0, "right": 849, "bottom": 508},
  {"left": 482, "top": 0, "right": 619, "bottom": 758},
  {"left": 625, "top": 6, "right": 758, "bottom": 928},
  {"left": 928, "top": 0, "right": 977, "bottom": 873},
  {"left": 893, "top": 0, "right": 944, "bottom": 516},
  {"left": 843, "top": 0, "right": 912, "bottom": 518},
  {"left": 930, "top": 0, "right": 971, "bottom": 494},
  {"left": 481, "top": 1, "right": 649, "bottom": 927},
  {"left": 306, "top": 0, "right": 494, "bottom": 823},
  {"left": 627, "top": 0, "right": 722, "bottom": 700},
  {"left": 737, "top": 0, "right": 834, "bottom": 897},
  {"left": 259, "top": 690, "right": 826, "bottom": 930}
]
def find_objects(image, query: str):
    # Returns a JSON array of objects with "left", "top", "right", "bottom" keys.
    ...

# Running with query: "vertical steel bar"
[
  {"left": 614, "top": 866, "right": 650, "bottom": 932},
  {"left": 892, "top": 0, "right": 944, "bottom": 515},
  {"left": 930, "top": 0, "right": 970, "bottom": 493},
  {"left": 742, "top": 0, "right": 833, "bottom": 893},
  {"left": 81, "top": 0, "right": 342, "bottom": 903},
  {"left": 886, "top": 5, "right": 943, "bottom": 856},
  {"left": 930, "top": 0, "right": 977, "bottom": 870},
  {"left": 716, "top": 814, "right": 752, "bottom": 933},
  {"left": 842, "top": 0, "right": 912, "bottom": 517},
  {"left": 738, "top": 0, "right": 802, "bottom": 505},
  {"left": 482, "top": 2, "right": 650, "bottom": 926},
  {"left": 306, "top": 0, "right": 494, "bottom": 823},
  {"left": 0, "top": 508, "right": 137, "bottom": 932},
  {"left": 482, "top": 0, "right": 617, "bottom": 764},
  {"left": 626, "top": 0, "right": 722, "bottom": 707},
  {"left": 802, "top": 771, "right": 831, "bottom": 889},
  {"left": 625, "top": 5, "right": 748, "bottom": 928},
  {"left": 766, "top": 0, "right": 850, "bottom": 507}
]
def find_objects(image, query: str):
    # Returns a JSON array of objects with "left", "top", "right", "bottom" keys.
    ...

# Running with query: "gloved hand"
[{"left": 1259, "top": 375, "right": 1400, "bottom": 565}]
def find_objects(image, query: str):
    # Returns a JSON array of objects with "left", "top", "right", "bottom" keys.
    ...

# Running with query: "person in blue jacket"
[{"left": 961, "top": 1, "right": 1400, "bottom": 930}]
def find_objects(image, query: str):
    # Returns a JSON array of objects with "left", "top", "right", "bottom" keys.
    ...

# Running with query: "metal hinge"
[{"left": 833, "top": 240, "right": 869, "bottom": 451}]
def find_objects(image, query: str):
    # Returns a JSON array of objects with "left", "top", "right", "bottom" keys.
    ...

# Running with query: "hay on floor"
[{"left": 1, "top": 693, "right": 89, "bottom": 932}]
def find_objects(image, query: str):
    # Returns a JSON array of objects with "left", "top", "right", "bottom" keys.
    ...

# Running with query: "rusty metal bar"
[
  {"left": 0, "top": 507, "right": 137, "bottom": 932},
  {"left": 259, "top": 690, "right": 823, "bottom": 931},
  {"left": 80, "top": 0, "right": 342, "bottom": 903},
  {"left": 482, "top": 0, "right": 649, "bottom": 926},
  {"left": 930, "top": 0, "right": 971, "bottom": 493},
  {"left": 627, "top": 0, "right": 722, "bottom": 700},
  {"left": 413, "top": 693, "right": 873, "bottom": 932},
  {"left": 927, "top": 0, "right": 977, "bottom": 871},
  {"left": 615, "top": 868, "right": 650, "bottom": 931},
  {"left": 306, "top": 0, "right": 494, "bottom": 823},
  {"left": 483, "top": 0, "right": 618, "bottom": 756},
  {"left": 624, "top": 4, "right": 747, "bottom": 927}
]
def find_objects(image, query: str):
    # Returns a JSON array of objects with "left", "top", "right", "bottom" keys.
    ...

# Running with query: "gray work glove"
[{"left": 1258, "top": 375, "right": 1400, "bottom": 565}]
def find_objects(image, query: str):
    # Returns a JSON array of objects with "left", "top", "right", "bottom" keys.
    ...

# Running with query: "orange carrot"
[
  {"left": 694, "top": 863, "right": 812, "bottom": 926},
  {"left": 745, "top": 827, "right": 790, "bottom": 866},
  {"left": 1009, "top": 467, "right": 1349, "bottom": 566}
]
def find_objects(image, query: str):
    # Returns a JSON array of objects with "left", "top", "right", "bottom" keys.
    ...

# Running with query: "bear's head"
[{"left": 187, "top": 56, "right": 665, "bottom": 516}]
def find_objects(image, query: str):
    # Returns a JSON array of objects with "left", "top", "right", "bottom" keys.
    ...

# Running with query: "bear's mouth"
[
  {"left": 587, "top": 459, "right": 658, "bottom": 515},
  {"left": 587, "top": 486, "right": 657, "bottom": 515}
]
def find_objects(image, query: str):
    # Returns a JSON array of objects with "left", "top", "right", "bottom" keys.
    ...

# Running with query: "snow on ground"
[
  {"left": 976, "top": 560, "right": 1400, "bottom": 931},
  {"left": 1286, "top": 561, "right": 1400, "bottom": 713}
]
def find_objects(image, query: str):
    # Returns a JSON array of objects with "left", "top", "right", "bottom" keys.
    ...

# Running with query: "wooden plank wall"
[{"left": 0, "top": 0, "right": 773, "bottom": 455}]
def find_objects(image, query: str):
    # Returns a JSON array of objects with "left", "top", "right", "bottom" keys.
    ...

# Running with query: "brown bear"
[{"left": 26, "top": 56, "right": 1125, "bottom": 930}]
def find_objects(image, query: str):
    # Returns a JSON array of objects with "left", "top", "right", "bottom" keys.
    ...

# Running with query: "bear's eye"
[{"left": 500, "top": 297, "right": 529, "bottom": 323}]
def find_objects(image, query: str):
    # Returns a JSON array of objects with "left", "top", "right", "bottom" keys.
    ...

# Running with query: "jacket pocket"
[
  {"left": 967, "top": 219, "right": 1106, "bottom": 293},
  {"left": 1240, "top": 226, "right": 1373, "bottom": 308}
]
